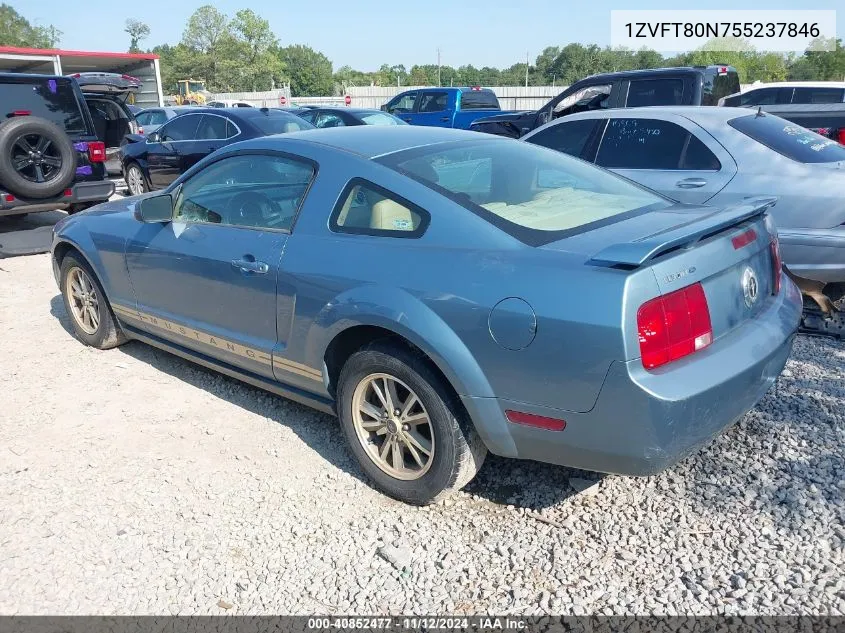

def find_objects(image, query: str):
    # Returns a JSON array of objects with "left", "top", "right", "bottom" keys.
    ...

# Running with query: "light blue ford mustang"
[{"left": 51, "top": 126, "right": 802, "bottom": 504}]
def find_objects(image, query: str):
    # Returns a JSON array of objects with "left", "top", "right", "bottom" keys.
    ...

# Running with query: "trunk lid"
[{"left": 544, "top": 197, "right": 780, "bottom": 357}]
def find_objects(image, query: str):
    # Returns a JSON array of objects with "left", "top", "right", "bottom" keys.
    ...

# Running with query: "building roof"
[{"left": 0, "top": 46, "right": 158, "bottom": 75}]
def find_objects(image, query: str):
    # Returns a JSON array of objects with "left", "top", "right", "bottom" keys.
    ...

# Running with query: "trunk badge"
[{"left": 742, "top": 267, "right": 759, "bottom": 308}]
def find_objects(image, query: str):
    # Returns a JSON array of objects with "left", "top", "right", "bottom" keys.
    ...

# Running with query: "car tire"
[
  {"left": 59, "top": 252, "right": 127, "bottom": 350},
  {"left": 337, "top": 341, "right": 487, "bottom": 505},
  {"left": 125, "top": 163, "right": 147, "bottom": 196},
  {"left": 0, "top": 116, "right": 76, "bottom": 199}
]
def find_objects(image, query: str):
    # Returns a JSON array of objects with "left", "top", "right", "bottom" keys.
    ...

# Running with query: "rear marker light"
[
  {"left": 770, "top": 237, "right": 782, "bottom": 295},
  {"left": 87, "top": 141, "right": 106, "bottom": 163},
  {"left": 4, "top": 194, "right": 14, "bottom": 202},
  {"left": 505, "top": 410, "right": 566, "bottom": 431},
  {"left": 637, "top": 282, "right": 713, "bottom": 371},
  {"left": 63, "top": 189, "right": 72, "bottom": 197},
  {"left": 731, "top": 228, "right": 757, "bottom": 250}
]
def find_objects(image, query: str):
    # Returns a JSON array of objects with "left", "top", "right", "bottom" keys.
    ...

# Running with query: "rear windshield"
[
  {"left": 247, "top": 111, "right": 315, "bottom": 134},
  {"left": 3, "top": 78, "right": 87, "bottom": 134},
  {"left": 377, "top": 140, "right": 668, "bottom": 246},
  {"left": 728, "top": 113, "right": 845, "bottom": 163},
  {"left": 359, "top": 112, "right": 404, "bottom": 126},
  {"left": 460, "top": 91, "right": 500, "bottom": 110}
]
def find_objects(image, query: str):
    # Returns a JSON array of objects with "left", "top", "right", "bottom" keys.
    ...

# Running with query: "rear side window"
[
  {"left": 460, "top": 90, "right": 500, "bottom": 110},
  {"left": 331, "top": 179, "right": 429, "bottom": 237},
  {"left": 702, "top": 70, "right": 740, "bottom": 106},
  {"left": 792, "top": 87, "right": 845, "bottom": 104},
  {"left": 626, "top": 79, "right": 684, "bottom": 107},
  {"left": 248, "top": 112, "right": 315, "bottom": 134},
  {"left": 418, "top": 92, "right": 448, "bottom": 112},
  {"left": 196, "top": 115, "right": 235, "bottom": 140},
  {"left": 728, "top": 114, "right": 845, "bottom": 163},
  {"left": 526, "top": 119, "right": 601, "bottom": 160},
  {"left": 3, "top": 78, "right": 86, "bottom": 134},
  {"left": 596, "top": 118, "right": 721, "bottom": 171}
]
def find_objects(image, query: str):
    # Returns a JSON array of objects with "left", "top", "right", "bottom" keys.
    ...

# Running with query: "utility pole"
[
  {"left": 525, "top": 51, "right": 529, "bottom": 87},
  {"left": 437, "top": 48, "right": 442, "bottom": 87}
]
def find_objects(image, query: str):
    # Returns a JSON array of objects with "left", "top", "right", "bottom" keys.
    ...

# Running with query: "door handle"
[
  {"left": 231, "top": 258, "right": 269, "bottom": 274},
  {"left": 440, "top": 117, "right": 450, "bottom": 122},
  {"left": 676, "top": 178, "right": 707, "bottom": 189},
  {"left": 403, "top": 117, "right": 412, "bottom": 122}
]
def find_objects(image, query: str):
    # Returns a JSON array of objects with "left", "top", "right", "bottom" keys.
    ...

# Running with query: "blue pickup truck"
[{"left": 381, "top": 87, "right": 509, "bottom": 129}]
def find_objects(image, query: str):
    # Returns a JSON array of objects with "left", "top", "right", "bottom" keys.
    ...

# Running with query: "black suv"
[
  {"left": 0, "top": 73, "right": 115, "bottom": 220},
  {"left": 470, "top": 65, "right": 741, "bottom": 138}
]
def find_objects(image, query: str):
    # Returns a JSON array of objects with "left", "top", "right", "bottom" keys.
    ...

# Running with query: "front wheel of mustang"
[
  {"left": 60, "top": 253, "right": 127, "bottom": 349},
  {"left": 337, "top": 341, "right": 487, "bottom": 505}
]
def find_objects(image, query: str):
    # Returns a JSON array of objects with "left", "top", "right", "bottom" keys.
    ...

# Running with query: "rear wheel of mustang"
[
  {"left": 59, "top": 253, "right": 127, "bottom": 349},
  {"left": 337, "top": 341, "right": 486, "bottom": 505}
]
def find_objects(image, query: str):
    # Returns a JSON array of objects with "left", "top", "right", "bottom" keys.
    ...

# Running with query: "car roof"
[
  {"left": 315, "top": 108, "right": 388, "bottom": 114},
  {"left": 549, "top": 105, "right": 756, "bottom": 125},
  {"left": 577, "top": 65, "right": 734, "bottom": 84},
  {"left": 243, "top": 125, "right": 502, "bottom": 158},
  {"left": 743, "top": 81, "right": 845, "bottom": 90}
]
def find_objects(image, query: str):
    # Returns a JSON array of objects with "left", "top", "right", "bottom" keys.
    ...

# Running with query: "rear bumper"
[
  {"left": 462, "top": 273, "right": 802, "bottom": 475},
  {"left": 0, "top": 180, "right": 114, "bottom": 216},
  {"left": 779, "top": 228, "right": 845, "bottom": 284}
]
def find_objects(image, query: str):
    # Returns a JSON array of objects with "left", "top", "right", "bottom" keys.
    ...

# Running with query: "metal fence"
[{"left": 210, "top": 83, "right": 757, "bottom": 111}]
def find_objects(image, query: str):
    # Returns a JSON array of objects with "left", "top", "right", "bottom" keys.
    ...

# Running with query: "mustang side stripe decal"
[{"left": 110, "top": 303, "right": 322, "bottom": 382}]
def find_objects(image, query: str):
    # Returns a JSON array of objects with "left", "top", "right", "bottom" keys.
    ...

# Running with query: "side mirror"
[
  {"left": 380, "top": 104, "right": 387, "bottom": 112},
  {"left": 135, "top": 193, "right": 173, "bottom": 223},
  {"left": 537, "top": 110, "right": 551, "bottom": 126},
  {"left": 147, "top": 131, "right": 161, "bottom": 143}
]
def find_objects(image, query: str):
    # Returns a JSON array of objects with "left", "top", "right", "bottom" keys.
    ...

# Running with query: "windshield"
[
  {"left": 248, "top": 111, "right": 315, "bottom": 134},
  {"left": 188, "top": 82, "right": 205, "bottom": 93},
  {"left": 377, "top": 139, "right": 668, "bottom": 245},
  {"left": 729, "top": 113, "right": 845, "bottom": 164},
  {"left": 359, "top": 112, "right": 404, "bottom": 126}
]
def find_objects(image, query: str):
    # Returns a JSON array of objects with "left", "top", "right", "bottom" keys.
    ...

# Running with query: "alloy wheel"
[
  {"left": 11, "top": 133, "right": 62, "bottom": 183},
  {"left": 65, "top": 267, "right": 101, "bottom": 335},
  {"left": 351, "top": 373, "right": 435, "bottom": 480},
  {"left": 127, "top": 166, "right": 145, "bottom": 196}
]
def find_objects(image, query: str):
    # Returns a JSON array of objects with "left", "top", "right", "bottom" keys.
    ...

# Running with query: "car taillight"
[
  {"left": 12, "top": 110, "right": 31, "bottom": 116},
  {"left": 637, "top": 282, "right": 713, "bottom": 371},
  {"left": 137, "top": 126, "right": 144, "bottom": 135},
  {"left": 88, "top": 141, "right": 106, "bottom": 163},
  {"left": 838, "top": 128, "right": 845, "bottom": 145}
]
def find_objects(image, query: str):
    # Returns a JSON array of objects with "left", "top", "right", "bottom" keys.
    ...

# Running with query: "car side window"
[
  {"left": 387, "top": 92, "right": 417, "bottom": 114},
  {"left": 315, "top": 112, "right": 345, "bottom": 128},
  {"left": 159, "top": 114, "right": 201, "bottom": 141},
  {"left": 739, "top": 88, "right": 783, "bottom": 106},
  {"left": 526, "top": 119, "right": 601, "bottom": 160},
  {"left": 595, "top": 118, "right": 721, "bottom": 171},
  {"left": 296, "top": 110, "right": 316, "bottom": 123},
  {"left": 173, "top": 154, "right": 316, "bottom": 231},
  {"left": 792, "top": 87, "right": 845, "bottom": 104},
  {"left": 330, "top": 179, "right": 429, "bottom": 237},
  {"left": 418, "top": 92, "right": 448, "bottom": 113},
  {"left": 195, "top": 114, "right": 231, "bottom": 140},
  {"left": 626, "top": 79, "right": 684, "bottom": 107}
]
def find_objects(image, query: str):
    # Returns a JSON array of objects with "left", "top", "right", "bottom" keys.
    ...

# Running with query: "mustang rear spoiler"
[{"left": 589, "top": 197, "right": 777, "bottom": 268}]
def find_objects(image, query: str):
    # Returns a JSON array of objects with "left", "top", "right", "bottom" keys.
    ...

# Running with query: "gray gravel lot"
[{"left": 1, "top": 253, "right": 843, "bottom": 615}]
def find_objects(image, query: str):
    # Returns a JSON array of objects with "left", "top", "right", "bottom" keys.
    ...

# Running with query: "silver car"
[{"left": 522, "top": 106, "right": 845, "bottom": 311}]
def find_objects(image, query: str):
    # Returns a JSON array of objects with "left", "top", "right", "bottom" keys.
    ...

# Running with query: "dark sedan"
[
  {"left": 120, "top": 107, "right": 314, "bottom": 195},
  {"left": 295, "top": 107, "right": 406, "bottom": 128}
]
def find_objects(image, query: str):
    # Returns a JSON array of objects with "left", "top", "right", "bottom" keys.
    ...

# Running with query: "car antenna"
[{"left": 756, "top": 106, "right": 764, "bottom": 118}]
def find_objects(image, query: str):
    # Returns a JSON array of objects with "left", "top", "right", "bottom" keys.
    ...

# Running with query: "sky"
[{"left": 12, "top": 0, "right": 845, "bottom": 72}]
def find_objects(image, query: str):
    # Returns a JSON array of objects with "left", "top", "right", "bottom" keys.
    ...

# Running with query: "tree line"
[{"left": 2, "top": 3, "right": 845, "bottom": 98}]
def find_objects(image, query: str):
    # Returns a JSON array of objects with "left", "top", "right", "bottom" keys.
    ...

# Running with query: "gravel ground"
[{"left": 1, "top": 252, "right": 843, "bottom": 616}]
